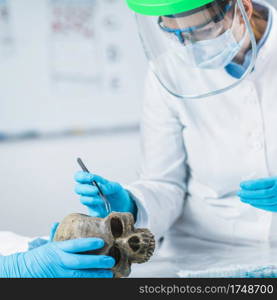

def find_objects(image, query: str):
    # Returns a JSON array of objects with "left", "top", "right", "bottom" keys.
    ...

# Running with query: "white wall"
[
  {"left": 0, "top": 134, "right": 141, "bottom": 236},
  {"left": 0, "top": 0, "right": 146, "bottom": 237}
]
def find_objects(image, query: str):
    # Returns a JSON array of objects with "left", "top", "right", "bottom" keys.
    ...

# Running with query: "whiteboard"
[{"left": 0, "top": 0, "right": 147, "bottom": 133}]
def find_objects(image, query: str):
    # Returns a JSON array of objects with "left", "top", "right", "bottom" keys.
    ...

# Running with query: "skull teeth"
[{"left": 128, "top": 228, "right": 156, "bottom": 264}]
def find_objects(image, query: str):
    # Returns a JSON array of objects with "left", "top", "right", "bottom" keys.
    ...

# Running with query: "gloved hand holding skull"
[
  {"left": 50, "top": 171, "right": 155, "bottom": 278},
  {"left": 53, "top": 213, "right": 155, "bottom": 278}
]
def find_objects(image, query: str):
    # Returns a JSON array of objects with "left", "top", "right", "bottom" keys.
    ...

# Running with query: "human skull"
[{"left": 53, "top": 212, "right": 155, "bottom": 278}]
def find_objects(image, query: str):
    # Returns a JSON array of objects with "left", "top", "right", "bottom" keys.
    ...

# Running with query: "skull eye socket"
[
  {"left": 108, "top": 246, "right": 121, "bottom": 266},
  {"left": 128, "top": 236, "right": 140, "bottom": 252},
  {"left": 110, "top": 217, "right": 123, "bottom": 238}
]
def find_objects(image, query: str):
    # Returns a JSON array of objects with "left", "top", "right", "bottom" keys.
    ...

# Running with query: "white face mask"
[{"left": 186, "top": 26, "right": 247, "bottom": 69}]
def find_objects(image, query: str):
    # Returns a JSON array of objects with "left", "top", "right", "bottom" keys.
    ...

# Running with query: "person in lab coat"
[
  {"left": 2, "top": 0, "right": 274, "bottom": 278},
  {"left": 75, "top": 0, "right": 277, "bottom": 259}
]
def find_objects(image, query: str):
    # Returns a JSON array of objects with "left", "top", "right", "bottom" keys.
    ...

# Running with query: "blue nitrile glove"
[
  {"left": 74, "top": 171, "right": 137, "bottom": 219},
  {"left": 28, "top": 222, "right": 60, "bottom": 250},
  {"left": 237, "top": 177, "right": 277, "bottom": 212},
  {"left": 0, "top": 238, "right": 115, "bottom": 278},
  {"left": 49, "top": 222, "right": 60, "bottom": 241}
]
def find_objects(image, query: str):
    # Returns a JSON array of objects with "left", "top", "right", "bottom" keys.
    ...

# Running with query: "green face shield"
[{"left": 126, "top": 0, "right": 257, "bottom": 99}]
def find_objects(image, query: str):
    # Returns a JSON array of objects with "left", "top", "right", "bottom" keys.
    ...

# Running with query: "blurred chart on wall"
[
  {"left": 49, "top": 0, "right": 101, "bottom": 87},
  {"left": 0, "top": 0, "right": 13, "bottom": 58},
  {"left": 0, "top": 0, "right": 147, "bottom": 135}
]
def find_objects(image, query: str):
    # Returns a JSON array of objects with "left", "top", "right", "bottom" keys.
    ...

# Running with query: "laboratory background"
[
  {"left": 0, "top": 0, "right": 147, "bottom": 237},
  {"left": 0, "top": 0, "right": 276, "bottom": 239}
]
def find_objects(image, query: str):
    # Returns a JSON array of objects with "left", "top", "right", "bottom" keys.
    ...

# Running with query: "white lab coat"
[{"left": 127, "top": 1, "right": 277, "bottom": 257}]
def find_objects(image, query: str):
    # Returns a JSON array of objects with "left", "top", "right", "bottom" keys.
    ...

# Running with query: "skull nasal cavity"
[
  {"left": 128, "top": 236, "right": 140, "bottom": 252},
  {"left": 108, "top": 246, "right": 121, "bottom": 266},
  {"left": 110, "top": 217, "right": 123, "bottom": 238}
]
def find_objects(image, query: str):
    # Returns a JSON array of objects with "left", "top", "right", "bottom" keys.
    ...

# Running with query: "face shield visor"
[{"left": 131, "top": 0, "right": 257, "bottom": 99}]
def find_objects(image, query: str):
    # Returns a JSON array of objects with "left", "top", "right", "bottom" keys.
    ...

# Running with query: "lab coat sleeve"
[{"left": 125, "top": 71, "right": 188, "bottom": 239}]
